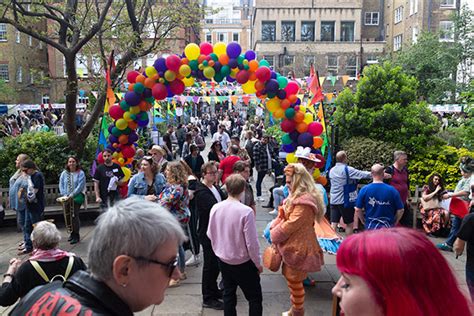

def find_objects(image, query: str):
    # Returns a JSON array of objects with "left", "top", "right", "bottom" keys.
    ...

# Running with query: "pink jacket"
[{"left": 270, "top": 193, "right": 324, "bottom": 272}]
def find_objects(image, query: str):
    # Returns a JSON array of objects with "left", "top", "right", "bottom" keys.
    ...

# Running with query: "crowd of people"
[{"left": 1, "top": 111, "right": 474, "bottom": 315}]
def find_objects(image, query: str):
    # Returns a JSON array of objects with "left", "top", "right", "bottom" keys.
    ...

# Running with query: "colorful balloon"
[
  {"left": 226, "top": 42, "right": 242, "bottom": 59},
  {"left": 313, "top": 136, "right": 323, "bottom": 148},
  {"left": 255, "top": 66, "right": 271, "bottom": 82},
  {"left": 184, "top": 43, "right": 200, "bottom": 60},
  {"left": 308, "top": 122, "right": 323, "bottom": 136},
  {"left": 213, "top": 42, "right": 227, "bottom": 56},
  {"left": 200, "top": 42, "right": 213, "bottom": 55},
  {"left": 166, "top": 55, "right": 182, "bottom": 72}
]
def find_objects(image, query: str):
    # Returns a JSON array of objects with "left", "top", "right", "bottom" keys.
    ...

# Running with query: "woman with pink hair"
[{"left": 332, "top": 227, "right": 472, "bottom": 316}]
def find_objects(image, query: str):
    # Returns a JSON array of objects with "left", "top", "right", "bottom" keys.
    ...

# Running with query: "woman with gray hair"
[
  {"left": 0, "top": 221, "right": 86, "bottom": 306},
  {"left": 11, "top": 197, "right": 187, "bottom": 315}
]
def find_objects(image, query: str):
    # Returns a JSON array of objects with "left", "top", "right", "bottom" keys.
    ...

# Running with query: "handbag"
[
  {"left": 262, "top": 245, "right": 282, "bottom": 272},
  {"left": 343, "top": 166, "right": 358, "bottom": 208},
  {"left": 73, "top": 193, "right": 85, "bottom": 205}
]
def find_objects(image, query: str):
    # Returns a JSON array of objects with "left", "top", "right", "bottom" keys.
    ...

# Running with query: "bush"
[
  {"left": 341, "top": 137, "right": 399, "bottom": 171},
  {"left": 265, "top": 124, "right": 285, "bottom": 145},
  {"left": 0, "top": 132, "right": 97, "bottom": 187},
  {"left": 409, "top": 145, "right": 474, "bottom": 191}
]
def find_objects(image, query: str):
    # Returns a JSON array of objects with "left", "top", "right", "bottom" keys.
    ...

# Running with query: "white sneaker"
[
  {"left": 185, "top": 255, "right": 201, "bottom": 267},
  {"left": 268, "top": 209, "right": 278, "bottom": 215},
  {"left": 256, "top": 197, "right": 265, "bottom": 202}
]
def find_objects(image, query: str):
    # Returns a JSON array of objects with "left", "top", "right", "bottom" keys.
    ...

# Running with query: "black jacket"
[
  {"left": 194, "top": 182, "right": 226, "bottom": 242},
  {"left": 184, "top": 154, "right": 205, "bottom": 178},
  {"left": 10, "top": 270, "right": 133, "bottom": 315}
]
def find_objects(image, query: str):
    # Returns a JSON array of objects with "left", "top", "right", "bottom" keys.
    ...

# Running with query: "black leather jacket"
[{"left": 10, "top": 270, "right": 133, "bottom": 315}]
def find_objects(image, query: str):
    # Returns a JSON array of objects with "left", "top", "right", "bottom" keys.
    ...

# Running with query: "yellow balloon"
[
  {"left": 116, "top": 119, "right": 128, "bottom": 130},
  {"left": 129, "top": 106, "right": 140, "bottom": 114},
  {"left": 118, "top": 157, "right": 125, "bottom": 165},
  {"left": 122, "top": 167, "right": 131, "bottom": 182},
  {"left": 112, "top": 152, "right": 118, "bottom": 158},
  {"left": 145, "top": 66, "right": 157, "bottom": 78},
  {"left": 213, "top": 42, "right": 227, "bottom": 56},
  {"left": 203, "top": 67, "right": 215, "bottom": 79},
  {"left": 313, "top": 168, "right": 320, "bottom": 180},
  {"left": 183, "top": 76, "right": 195, "bottom": 87},
  {"left": 123, "top": 111, "right": 133, "bottom": 122},
  {"left": 164, "top": 70, "right": 176, "bottom": 82},
  {"left": 286, "top": 153, "right": 297, "bottom": 164},
  {"left": 184, "top": 43, "right": 200, "bottom": 60},
  {"left": 303, "top": 113, "right": 314, "bottom": 124},
  {"left": 266, "top": 98, "right": 281, "bottom": 113},
  {"left": 179, "top": 64, "right": 191, "bottom": 77},
  {"left": 242, "top": 80, "right": 257, "bottom": 94},
  {"left": 299, "top": 105, "right": 307, "bottom": 113},
  {"left": 274, "top": 108, "right": 285, "bottom": 119}
]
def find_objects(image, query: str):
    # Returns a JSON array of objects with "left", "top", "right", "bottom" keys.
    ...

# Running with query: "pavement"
[{"left": 0, "top": 136, "right": 469, "bottom": 315}]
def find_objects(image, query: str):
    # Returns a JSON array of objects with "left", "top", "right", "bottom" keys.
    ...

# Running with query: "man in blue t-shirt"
[{"left": 355, "top": 164, "right": 404, "bottom": 230}]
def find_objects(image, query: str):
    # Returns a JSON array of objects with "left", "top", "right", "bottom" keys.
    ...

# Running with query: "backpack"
[{"left": 30, "top": 256, "right": 75, "bottom": 283}]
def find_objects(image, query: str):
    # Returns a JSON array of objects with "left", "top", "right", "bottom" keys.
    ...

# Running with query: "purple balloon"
[
  {"left": 295, "top": 98, "right": 301, "bottom": 105},
  {"left": 109, "top": 135, "right": 118, "bottom": 143},
  {"left": 137, "top": 119, "right": 149, "bottom": 127},
  {"left": 283, "top": 143, "right": 296, "bottom": 153},
  {"left": 106, "top": 145, "right": 115, "bottom": 152},
  {"left": 108, "top": 125, "right": 114, "bottom": 133},
  {"left": 128, "top": 132, "right": 139, "bottom": 143},
  {"left": 154, "top": 58, "right": 167, "bottom": 72},
  {"left": 244, "top": 50, "right": 256, "bottom": 60},
  {"left": 226, "top": 42, "right": 242, "bottom": 59},
  {"left": 270, "top": 71, "right": 277, "bottom": 79},
  {"left": 289, "top": 131, "right": 299, "bottom": 142},
  {"left": 124, "top": 91, "right": 141, "bottom": 106},
  {"left": 265, "top": 79, "right": 279, "bottom": 94},
  {"left": 143, "top": 88, "right": 152, "bottom": 98},
  {"left": 277, "top": 89, "right": 287, "bottom": 100},
  {"left": 228, "top": 59, "right": 238, "bottom": 69},
  {"left": 214, "top": 62, "right": 222, "bottom": 72},
  {"left": 297, "top": 132, "right": 313, "bottom": 147},
  {"left": 226, "top": 76, "right": 236, "bottom": 83}
]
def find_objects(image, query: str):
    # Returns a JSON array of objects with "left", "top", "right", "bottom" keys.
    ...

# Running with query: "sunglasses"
[{"left": 132, "top": 256, "right": 178, "bottom": 278}]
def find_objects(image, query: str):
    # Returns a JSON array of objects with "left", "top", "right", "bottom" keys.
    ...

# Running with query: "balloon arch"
[{"left": 101, "top": 42, "right": 327, "bottom": 185}]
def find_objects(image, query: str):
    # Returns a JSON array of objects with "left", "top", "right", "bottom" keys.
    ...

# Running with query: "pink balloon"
[
  {"left": 109, "top": 105, "right": 125, "bottom": 120},
  {"left": 236, "top": 70, "right": 250, "bottom": 84},
  {"left": 285, "top": 81, "right": 300, "bottom": 95},
  {"left": 281, "top": 119, "right": 296, "bottom": 133},
  {"left": 152, "top": 83, "right": 167, "bottom": 100},
  {"left": 307, "top": 122, "right": 323, "bottom": 136},
  {"left": 165, "top": 55, "right": 182, "bottom": 72},
  {"left": 200, "top": 42, "right": 213, "bottom": 55},
  {"left": 169, "top": 79, "right": 185, "bottom": 95},
  {"left": 126, "top": 71, "right": 140, "bottom": 83},
  {"left": 255, "top": 66, "right": 271, "bottom": 82},
  {"left": 97, "top": 152, "right": 104, "bottom": 164}
]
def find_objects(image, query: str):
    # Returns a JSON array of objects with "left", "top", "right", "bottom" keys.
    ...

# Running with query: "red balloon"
[
  {"left": 236, "top": 70, "right": 250, "bottom": 84},
  {"left": 97, "top": 152, "right": 104, "bottom": 164},
  {"left": 200, "top": 42, "right": 213, "bottom": 55},
  {"left": 121, "top": 145, "right": 136, "bottom": 159},
  {"left": 165, "top": 55, "right": 182, "bottom": 72},
  {"left": 152, "top": 83, "right": 167, "bottom": 100},
  {"left": 315, "top": 154, "right": 325, "bottom": 169},
  {"left": 126, "top": 71, "right": 140, "bottom": 83},
  {"left": 285, "top": 81, "right": 300, "bottom": 95},
  {"left": 169, "top": 79, "right": 185, "bottom": 95},
  {"left": 255, "top": 66, "right": 271, "bottom": 82},
  {"left": 308, "top": 122, "right": 323, "bottom": 136},
  {"left": 109, "top": 105, "right": 125, "bottom": 120},
  {"left": 280, "top": 119, "right": 296, "bottom": 133}
]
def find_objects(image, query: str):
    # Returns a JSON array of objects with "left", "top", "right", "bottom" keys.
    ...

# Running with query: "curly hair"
[
  {"left": 165, "top": 161, "right": 188, "bottom": 186},
  {"left": 427, "top": 173, "right": 445, "bottom": 201}
]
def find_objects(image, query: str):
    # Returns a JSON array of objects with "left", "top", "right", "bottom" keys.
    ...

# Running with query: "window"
[
  {"left": 393, "top": 34, "right": 402, "bottom": 51},
  {"left": 217, "top": 32, "right": 227, "bottom": 42},
  {"left": 346, "top": 56, "right": 357, "bottom": 78},
  {"left": 365, "top": 12, "right": 379, "bottom": 25},
  {"left": 263, "top": 56, "right": 274, "bottom": 69},
  {"left": 439, "top": 21, "right": 454, "bottom": 41},
  {"left": 340, "top": 22, "right": 355, "bottom": 42},
  {"left": 16, "top": 66, "right": 22, "bottom": 83},
  {"left": 303, "top": 56, "right": 315, "bottom": 69},
  {"left": 0, "top": 24, "right": 7, "bottom": 41},
  {"left": 28, "top": 35, "right": 32, "bottom": 46},
  {"left": 283, "top": 55, "right": 294, "bottom": 66},
  {"left": 321, "top": 21, "right": 335, "bottom": 41},
  {"left": 301, "top": 21, "right": 315, "bottom": 41},
  {"left": 394, "top": 6, "right": 403, "bottom": 24},
  {"left": 281, "top": 21, "right": 295, "bottom": 41},
  {"left": 0, "top": 64, "right": 9, "bottom": 81},
  {"left": 232, "top": 33, "right": 239, "bottom": 42},
  {"left": 409, "top": 0, "right": 418, "bottom": 15},
  {"left": 366, "top": 55, "right": 379, "bottom": 64},
  {"left": 412, "top": 26, "right": 419, "bottom": 43},
  {"left": 76, "top": 54, "right": 88, "bottom": 78},
  {"left": 327, "top": 55, "right": 338, "bottom": 75},
  {"left": 262, "top": 21, "right": 276, "bottom": 41},
  {"left": 16, "top": 30, "right": 20, "bottom": 43},
  {"left": 206, "top": 33, "right": 212, "bottom": 43},
  {"left": 42, "top": 94, "right": 50, "bottom": 104},
  {"left": 440, "top": 0, "right": 455, "bottom": 8}
]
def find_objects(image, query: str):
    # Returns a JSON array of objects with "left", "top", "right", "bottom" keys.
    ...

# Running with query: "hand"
[
  {"left": 145, "top": 195, "right": 158, "bottom": 202},
  {"left": 435, "top": 185, "right": 442, "bottom": 192},
  {"left": 383, "top": 173, "right": 392, "bottom": 180},
  {"left": 96, "top": 197, "right": 102, "bottom": 203},
  {"left": 8, "top": 258, "right": 21, "bottom": 274},
  {"left": 257, "top": 266, "right": 263, "bottom": 274}
]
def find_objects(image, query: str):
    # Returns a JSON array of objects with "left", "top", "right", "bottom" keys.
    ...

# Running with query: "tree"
[
  {"left": 334, "top": 62, "right": 441, "bottom": 154},
  {"left": 0, "top": 0, "right": 202, "bottom": 157},
  {"left": 0, "top": 79, "right": 14, "bottom": 103}
]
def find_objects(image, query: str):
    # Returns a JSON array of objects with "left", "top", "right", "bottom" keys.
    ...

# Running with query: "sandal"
[{"left": 168, "top": 279, "right": 180, "bottom": 288}]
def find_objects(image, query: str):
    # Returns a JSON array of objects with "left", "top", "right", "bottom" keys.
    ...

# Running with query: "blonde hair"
[
  {"left": 284, "top": 163, "right": 324, "bottom": 222},
  {"left": 165, "top": 161, "right": 188, "bottom": 186}
]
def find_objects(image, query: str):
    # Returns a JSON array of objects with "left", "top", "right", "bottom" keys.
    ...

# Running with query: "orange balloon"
[
  {"left": 280, "top": 99, "right": 291, "bottom": 109},
  {"left": 128, "top": 84, "right": 134, "bottom": 91},
  {"left": 136, "top": 74, "right": 146, "bottom": 84},
  {"left": 254, "top": 80, "right": 265, "bottom": 91},
  {"left": 138, "top": 101, "right": 148, "bottom": 111},
  {"left": 296, "top": 122, "right": 308, "bottom": 133},
  {"left": 218, "top": 54, "right": 229, "bottom": 65},
  {"left": 248, "top": 60, "right": 259, "bottom": 72},
  {"left": 198, "top": 54, "right": 207, "bottom": 64},
  {"left": 294, "top": 111, "right": 304, "bottom": 123},
  {"left": 119, "top": 135, "right": 129, "bottom": 144},
  {"left": 287, "top": 94, "right": 297, "bottom": 104},
  {"left": 317, "top": 176, "right": 327, "bottom": 186},
  {"left": 128, "top": 121, "right": 138, "bottom": 129},
  {"left": 181, "top": 57, "right": 189, "bottom": 64},
  {"left": 248, "top": 71, "right": 257, "bottom": 81},
  {"left": 144, "top": 78, "right": 155, "bottom": 89},
  {"left": 125, "top": 158, "right": 134, "bottom": 165},
  {"left": 313, "top": 136, "right": 323, "bottom": 148},
  {"left": 208, "top": 60, "right": 215, "bottom": 67}
]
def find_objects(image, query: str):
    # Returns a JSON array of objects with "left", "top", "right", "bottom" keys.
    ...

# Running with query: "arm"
[
  {"left": 355, "top": 207, "right": 365, "bottom": 225},
  {"left": 348, "top": 166, "right": 371, "bottom": 180},
  {"left": 71, "top": 171, "right": 86, "bottom": 197},
  {"left": 127, "top": 176, "right": 138, "bottom": 198},
  {"left": 243, "top": 211, "right": 262, "bottom": 271},
  {"left": 394, "top": 209, "right": 404, "bottom": 225},
  {"left": 93, "top": 181, "right": 101, "bottom": 203},
  {"left": 58, "top": 171, "right": 67, "bottom": 196},
  {"left": 0, "top": 258, "right": 22, "bottom": 306},
  {"left": 454, "top": 238, "right": 466, "bottom": 257},
  {"left": 270, "top": 204, "right": 310, "bottom": 244},
  {"left": 422, "top": 187, "right": 441, "bottom": 201}
]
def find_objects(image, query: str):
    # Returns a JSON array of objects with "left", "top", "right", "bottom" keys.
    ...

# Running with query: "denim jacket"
[
  {"left": 10, "top": 174, "right": 29, "bottom": 210},
  {"left": 127, "top": 172, "right": 166, "bottom": 198},
  {"left": 59, "top": 170, "right": 86, "bottom": 197}
]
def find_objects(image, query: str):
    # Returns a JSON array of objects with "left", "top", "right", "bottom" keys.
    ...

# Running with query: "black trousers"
[
  {"left": 201, "top": 238, "right": 221, "bottom": 302},
  {"left": 399, "top": 203, "right": 413, "bottom": 228},
  {"left": 256, "top": 170, "right": 267, "bottom": 197},
  {"left": 218, "top": 259, "right": 263, "bottom": 316}
]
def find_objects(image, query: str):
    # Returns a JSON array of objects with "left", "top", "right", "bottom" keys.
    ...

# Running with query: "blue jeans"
[
  {"left": 446, "top": 215, "right": 462, "bottom": 247},
  {"left": 273, "top": 186, "right": 285, "bottom": 209},
  {"left": 24, "top": 209, "right": 43, "bottom": 251},
  {"left": 178, "top": 245, "right": 185, "bottom": 273},
  {"left": 16, "top": 208, "right": 26, "bottom": 232}
]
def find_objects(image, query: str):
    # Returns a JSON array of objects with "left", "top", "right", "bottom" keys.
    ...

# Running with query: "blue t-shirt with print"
[{"left": 356, "top": 183, "right": 404, "bottom": 230}]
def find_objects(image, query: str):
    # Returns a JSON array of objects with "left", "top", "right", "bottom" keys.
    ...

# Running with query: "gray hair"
[
  {"left": 31, "top": 221, "right": 61, "bottom": 250},
  {"left": 88, "top": 197, "right": 186, "bottom": 281},
  {"left": 394, "top": 151, "right": 407, "bottom": 161}
]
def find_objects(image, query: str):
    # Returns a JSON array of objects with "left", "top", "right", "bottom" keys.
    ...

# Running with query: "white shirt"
[
  {"left": 469, "top": 174, "right": 474, "bottom": 200},
  {"left": 212, "top": 131, "right": 230, "bottom": 152}
]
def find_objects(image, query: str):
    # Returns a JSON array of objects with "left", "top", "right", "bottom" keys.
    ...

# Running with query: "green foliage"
[
  {"left": 334, "top": 63, "right": 441, "bottom": 155},
  {"left": 409, "top": 145, "right": 474, "bottom": 191},
  {"left": 341, "top": 137, "right": 399, "bottom": 171},
  {"left": 0, "top": 79, "right": 14, "bottom": 103},
  {"left": 0, "top": 132, "right": 97, "bottom": 187},
  {"left": 265, "top": 124, "right": 284, "bottom": 145}
]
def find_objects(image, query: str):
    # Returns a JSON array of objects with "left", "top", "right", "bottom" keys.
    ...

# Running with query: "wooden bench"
[{"left": 0, "top": 182, "right": 100, "bottom": 220}]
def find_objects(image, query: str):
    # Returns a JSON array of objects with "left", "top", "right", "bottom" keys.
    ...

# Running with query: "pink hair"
[{"left": 336, "top": 227, "right": 472, "bottom": 316}]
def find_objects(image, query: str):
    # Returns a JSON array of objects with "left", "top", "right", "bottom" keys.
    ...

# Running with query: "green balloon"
[
  {"left": 267, "top": 92, "right": 276, "bottom": 99},
  {"left": 210, "top": 53, "right": 218, "bottom": 61},
  {"left": 237, "top": 55, "right": 245, "bottom": 65},
  {"left": 133, "top": 82, "right": 145, "bottom": 94},
  {"left": 120, "top": 100, "right": 130, "bottom": 111},
  {"left": 214, "top": 73, "right": 224, "bottom": 82},
  {"left": 220, "top": 65, "right": 231, "bottom": 77},
  {"left": 285, "top": 108, "right": 295, "bottom": 119},
  {"left": 189, "top": 60, "right": 199, "bottom": 71},
  {"left": 259, "top": 59, "right": 270, "bottom": 67},
  {"left": 277, "top": 76, "right": 288, "bottom": 89},
  {"left": 281, "top": 134, "right": 292, "bottom": 145},
  {"left": 122, "top": 127, "right": 131, "bottom": 135},
  {"left": 145, "top": 96, "right": 155, "bottom": 103},
  {"left": 111, "top": 127, "right": 122, "bottom": 137}
]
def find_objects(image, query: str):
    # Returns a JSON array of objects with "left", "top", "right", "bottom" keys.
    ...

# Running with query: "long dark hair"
[
  {"left": 65, "top": 156, "right": 81, "bottom": 172},
  {"left": 427, "top": 173, "right": 445, "bottom": 201}
]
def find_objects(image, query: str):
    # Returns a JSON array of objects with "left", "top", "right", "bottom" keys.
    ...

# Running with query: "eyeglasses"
[
  {"left": 206, "top": 171, "right": 218, "bottom": 175},
  {"left": 132, "top": 256, "right": 178, "bottom": 278}
]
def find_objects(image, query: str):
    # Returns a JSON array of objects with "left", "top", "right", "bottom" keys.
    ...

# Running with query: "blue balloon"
[
  {"left": 277, "top": 89, "right": 287, "bottom": 100},
  {"left": 244, "top": 50, "right": 256, "bottom": 60},
  {"left": 265, "top": 79, "right": 279, "bottom": 94},
  {"left": 154, "top": 58, "right": 167, "bottom": 72},
  {"left": 289, "top": 131, "right": 299, "bottom": 142},
  {"left": 124, "top": 91, "right": 141, "bottom": 106},
  {"left": 297, "top": 132, "right": 313, "bottom": 147},
  {"left": 283, "top": 143, "right": 296, "bottom": 153},
  {"left": 228, "top": 59, "right": 238, "bottom": 69},
  {"left": 270, "top": 71, "right": 277, "bottom": 79},
  {"left": 226, "top": 42, "right": 242, "bottom": 59},
  {"left": 295, "top": 98, "right": 301, "bottom": 105},
  {"left": 143, "top": 88, "right": 152, "bottom": 98}
]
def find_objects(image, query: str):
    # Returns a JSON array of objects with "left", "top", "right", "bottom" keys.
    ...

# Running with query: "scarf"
[{"left": 29, "top": 248, "right": 75, "bottom": 262}]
